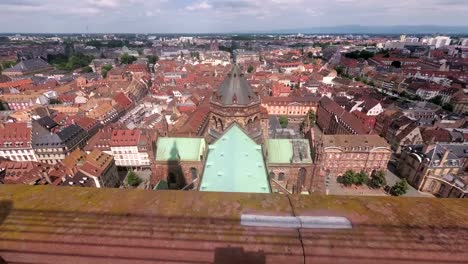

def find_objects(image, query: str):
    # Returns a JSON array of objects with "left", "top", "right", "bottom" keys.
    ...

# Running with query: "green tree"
[
  {"left": 429, "top": 96, "right": 443, "bottom": 106},
  {"left": 127, "top": 171, "right": 142, "bottom": 187},
  {"left": 81, "top": 66, "right": 93, "bottom": 73},
  {"left": 49, "top": 98, "right": 62, "bottom": 105},
  {"left": 146, "top": 55, "right": 158, "bottom": 65},
  {"left": 279, "top": 116, "right": 289, "bottom": 129},
  {"left": 334, "top": 66, "right": 344, "bottom": 75},
  {"left": 306, "top": 110, "right": 316, "bottom": 124},
  {"left": 0, "top": 61, "right": 15, "bottom": 71},
  {"left": 101, "top": 64, "right": 113, "bottom": 78},
  {"left": 86, "top": 40, "right": 102, "bottom": 49},
  {"left": 340, "top": 170, "right": 356, "bottom": 187},
  {"left": 369, "top": 170, "right": 387, "bottom": 189},
  {"left": 121, "top": 53, "right": 137, "bottom": 64},
  {"left": 442, "top": 103, "right": 454, "bottom": 112},
  {"left": 391, "top": 179, "right": 409, "bottom": 196},
  {"left": 307, "top": 51, "right": 313, "bottom": 58},
  {"left": 247, "top": 65, "right": 254, "bottom": 73},
  {"left": 355, "top": 172, "right": 368, "bottom": 186}
]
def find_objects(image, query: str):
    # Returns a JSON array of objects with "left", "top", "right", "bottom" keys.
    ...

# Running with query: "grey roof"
[
  {"left": 3, "top": 59, "right": 51, "bottom": 73},
  {"left": 36, "top": 116, "right": 58, "bottom": 130},
  {"left": 212, "top": 65, "right": 258, "bottom": 106},
  {"left": 32, "top": 122, "right": 63, "bottom": 148},
  {"left": 57, "top": 125, "right": 85, "bottom": 146}
]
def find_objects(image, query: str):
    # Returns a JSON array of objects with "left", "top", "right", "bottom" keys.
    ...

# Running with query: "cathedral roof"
[{"left": 212, "top": 65, "right": 258, "bottom": 106}]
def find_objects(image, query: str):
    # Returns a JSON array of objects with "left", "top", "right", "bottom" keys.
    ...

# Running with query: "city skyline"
[{"left": 1, "top": 0, "right": 468, "bottom": 33}]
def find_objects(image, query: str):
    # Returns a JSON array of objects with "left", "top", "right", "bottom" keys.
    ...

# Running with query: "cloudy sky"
[{"left": 0, "top": 0, "right": 467, "bottom": 33}]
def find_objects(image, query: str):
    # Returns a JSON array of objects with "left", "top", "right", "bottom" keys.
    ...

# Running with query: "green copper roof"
[
  {"left": 266, "top": 139, "right": 313, "bottom": 164},
  {"left": 266, "top": 139, "right": 294, "bottom": 164},
  {"left": 155, "top": 138, "right": 206, "bottom": 162},
  {"left": 200, "top": 124, "right": 270, "bottom": 193}
]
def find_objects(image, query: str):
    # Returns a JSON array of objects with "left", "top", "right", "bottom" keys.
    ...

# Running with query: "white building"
[
  {"left": 0, "top": 123, "right": 37, "bottom": 162},
  {"left": 110, "top": 130, "right": 151, "bottom": 167},
  {"left": 429, "top": 36, "right": 451, "bottom": 49}
]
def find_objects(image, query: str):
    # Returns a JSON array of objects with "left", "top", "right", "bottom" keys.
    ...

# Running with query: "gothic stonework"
[{"left": 203, "top": 65, "right": 269, "bottom": 144}]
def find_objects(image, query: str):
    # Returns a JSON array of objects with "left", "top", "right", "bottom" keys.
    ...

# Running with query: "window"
[
  {"left": 190, "top": 168, "right": 198, "bottom": 181},
  {"left": 278, "top": 172, "right": 285, "bottom": 181}
]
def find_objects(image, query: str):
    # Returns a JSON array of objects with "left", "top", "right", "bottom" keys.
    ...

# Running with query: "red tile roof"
[
  {"left": 0, "top": 123, "right": 32, "bottom": 148},
  {"left": 0, "top": 79, "right": 33, "bottom": 89},
  {"left": 113, "top": 92, "right": 133, "bottom": 110},
  {"left": 110, "top": 130, "right": 141, "bottom": 147}
]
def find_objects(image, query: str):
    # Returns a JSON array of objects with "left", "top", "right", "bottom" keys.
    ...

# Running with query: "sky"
[{"left": 0, "top": 0, "right": 467, "bottom": 33}]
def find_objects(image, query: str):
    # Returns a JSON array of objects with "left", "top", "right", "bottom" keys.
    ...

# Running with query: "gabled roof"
[
  {"left": 3, "top": 59, "right": 51, "bottom": 73},
  {"left": 200, "top": 124, "right": 270, "bottom": 193}
]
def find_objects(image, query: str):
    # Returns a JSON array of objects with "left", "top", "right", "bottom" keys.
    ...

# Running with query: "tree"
[
  {"left": 334, "top": 66, "right": 344, "bottom": 75},
  {"left": 101, "top": 64, "right": 113, "bottom": 78},
  {"left": 306, "top": 110, "right": 316, "bottom": 124},
  {"left": 340, "top": 170, "right": 356, "bottom": 187},
  {"left": 127, "top": 171, "right": 142, "bottom": 187},
  {"left": 247, "top": 65, "right": 254, "bottom": 73},
  {"left": 355, "top": 172, "right": 368, "bottom": 186},
  {"left": 86, "top": 40, "right": 102, "bottom": 49},
  {"left": 0, "top": 61, "right": 15, "bottom": 71},
  {"left": 391, "top": 61, "right": 402, "bottom": 68},
  {"left": 307, "top": 51, "right": 313, "bottom": 58},
  {"left": 146, "top": 55, "right": 158, "bottom": 65},
  {"left": 49, "top": 98, "right": 62, "bottom": 105},
  {"left": 442, "top": 103, "right": 454, "bottom": 112},
  {"left": 429, "top": 96, "right": 443, "bottom": 106},
  {"left": 391, "top": 179, "right": 409, "bottom": 196},
  {"left": 369, "top": 170, "right": 387, "bottom": 189},
  {"left": 81, "top": 66, "right": 93, "bottom": 73},
  {"left": 120, "top": 53, "right": 137, "bottom": 64},
  {"left": 279, "top": 116, "right": 289, "bottom": 129},
  {"left": 344, "top": 50, "right": 374, "bottom": 60}
]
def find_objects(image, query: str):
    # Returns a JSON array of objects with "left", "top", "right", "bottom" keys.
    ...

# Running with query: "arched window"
[
  {"left": 269, "top": 172, "right": 276, "bottom": 180},
  {"left": 212, "top": 116, "right": 218, "bottom": 129},
  {"left": 190, "top": 168, "right": 198, "bottom": 181},
  {"left": 278, "top": 172, "right": 285, "bottom": 181},
  {"left": 219, "top": 118, "right": 224, "bottom": 131}
]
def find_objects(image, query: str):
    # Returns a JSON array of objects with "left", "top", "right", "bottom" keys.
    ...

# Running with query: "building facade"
[
  {"left": 315, "top": 135, "right": 392, "bottom": 177},
  {"left": 398, "top": 144, "right": 468, "bottom": 198},
  {"left": 0, "top": 123, "right": 37, "bottom": 162},
  {"left": 203, "top": 65, "right": 269, "bottom": 144}
]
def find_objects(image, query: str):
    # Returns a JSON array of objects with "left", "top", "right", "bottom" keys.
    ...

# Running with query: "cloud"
[
  {"left": 186, "top": 1, "right": 212, "bottom": 11},
  {"left": 0, "top": 0, "right": 467, "bottom": 33}
]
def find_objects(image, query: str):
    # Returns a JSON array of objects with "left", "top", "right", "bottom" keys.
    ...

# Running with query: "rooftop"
[
  {"left": 266, "top": 139, "right": 313, "bottom": 164},
  {"left": 155, "top": 137, "right": 206, "bottom": 162},
  {"left": 322, "top": 134, "right": 390, "bottom": 149},
  {"left": 212, "top": 65, "right": 259, "bottom": 106},
  {"left": 0, "top": 185, "right": 468, "bottom": 263},
  {"left": 200, "top": 124, "right": 270, "bottom": 193}
]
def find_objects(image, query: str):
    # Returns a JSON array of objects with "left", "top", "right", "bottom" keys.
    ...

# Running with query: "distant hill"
[{"left": 270, "top": 25, "right": 468, "bottom": 35}]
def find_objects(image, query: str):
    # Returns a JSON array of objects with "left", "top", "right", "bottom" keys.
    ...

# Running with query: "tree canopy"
[
  {"left": 391, "top": 179, "right": 409, "bottom": 196},
  {"left": 279, "top": 116, "right": 289, "bottom": 128},
  {"left": 127, "top": 171, "right": 142, "bottom": 187},
  {"left": 247, "top": 65, "right": 254, "bottom": 73},
  {"left": 146, "top": 55, "right": 158, "bottom": 65},
  {"left": 344, "top": 50, "right": 374, "bottom": 60},
  {"left": 121, "top": 53, "right": 137, "bottom": 64},
  {"left": 369, "top": 170, "right": 387, "bottom": 189}
]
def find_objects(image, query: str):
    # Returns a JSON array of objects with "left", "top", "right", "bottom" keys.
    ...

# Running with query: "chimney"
[{"left": 441, "top": 148, "right": 450, "bottom": 166}]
